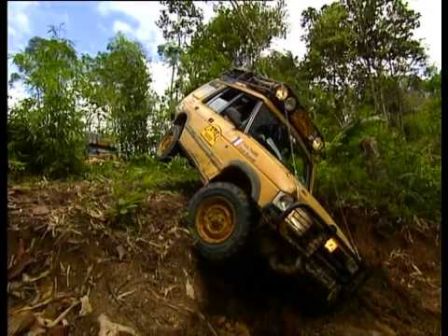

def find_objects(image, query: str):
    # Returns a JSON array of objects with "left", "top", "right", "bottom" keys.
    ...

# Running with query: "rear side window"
[
  {"left": 192, "top": 81, "right": 223, "bottom": 100},
  {"left": 205, "top": 87, "right": 260, "bottom": 130},
  {"left": 205, "top": 88, "right": 241, "bottom": 114}
]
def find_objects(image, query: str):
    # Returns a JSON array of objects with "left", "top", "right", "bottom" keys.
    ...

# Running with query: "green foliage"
[
  {"left": 95, "top": 156, "right": 199, "bottom": 227},
  {"left": 94, "top": 34, "right": 156, "bottom": 158},
  {"left": 8, "top": 33, "right": 86, "bottom": 177},
  {"left": 108, "top": 183, "right": 146, "bottom": 227},
  {"left": 7, "top": 2, "right": 440, "bottom": 229},
  {"left": 8, "top": 158, "right": 26, "bottom": 175},
  {"left": 315, "top": 95, "right": 440, "bottom": 224},
  {"left": 157, "top": 0, "right": 204, "bottom": 112},
  {"left": 179, "top": 0, "right": 287, "bottom": 95},
  {"left": 156, "top": 0, "right": 204, "bottom": 45},
  {"left": 249, "top": 0, "right": 440, "bottom": 225},
  {"left": 300, "top": 0, "right": 427, "bottom": 124}
]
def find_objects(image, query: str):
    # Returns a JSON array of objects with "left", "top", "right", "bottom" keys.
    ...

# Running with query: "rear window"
[
  {"left": 192, "top": 81, "right": 223, "bottom": 100},
  {"left": 205, "top": 88, "right": 242, "bottom": 114}
]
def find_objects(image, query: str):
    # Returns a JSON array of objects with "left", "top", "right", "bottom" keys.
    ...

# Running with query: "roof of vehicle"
[
  {"left": 220, "top": 68, "right": 305, "bottom": 113},
  {"left": 220, "top": 68, "right": 325, "bottom": 154}
]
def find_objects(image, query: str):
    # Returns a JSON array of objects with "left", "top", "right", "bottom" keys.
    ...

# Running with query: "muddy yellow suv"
[{"left": 157, "top": 69, "right": 364, "bottom": 304}]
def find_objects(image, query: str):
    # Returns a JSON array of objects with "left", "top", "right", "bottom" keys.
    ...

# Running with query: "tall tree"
[
  {"left": 300, "top": 3, "right": 356, "bottom": 126},
  {"left": 78, "top": 53, "right": 111, "bottom": 138},
  {"left": 300, "top": 0, "right": 427, "bottom": 126},
  {"left": 92, "top": 33, "right": 155, "bottom": 157},
  {"left": 179, "top": 0, "right": 287, "bottom": 94},
  {"left": 156, "top": 1, "right": 204, "bottom": 103},
  {"left": 8, "top": 30, "right": 85, "bottom": 176},
  {"left": 344, "top": 0, "right": 426, "bottom": 122}
]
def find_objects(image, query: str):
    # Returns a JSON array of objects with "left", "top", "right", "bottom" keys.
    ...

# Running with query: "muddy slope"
[{"left": 7, "top": 181, "right": 440, "bottom": 335}]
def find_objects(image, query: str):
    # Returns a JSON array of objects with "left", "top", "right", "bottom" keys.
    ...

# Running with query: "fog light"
[{"left": 324, "top": 238, "right": 338, "bottom": 253}]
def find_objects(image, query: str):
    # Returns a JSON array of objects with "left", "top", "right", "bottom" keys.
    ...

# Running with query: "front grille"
[
  {"left": 281, "top": 208, "right": 360, "bottom": 284},
  {"left": 285, "top": 208, "right": 313, "bottom": 236}
]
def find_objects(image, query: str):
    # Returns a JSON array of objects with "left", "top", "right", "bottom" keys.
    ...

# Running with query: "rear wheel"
[
  {"left": 156, "top": 124, "right": 182, "bottom": 162},
  {"left": 188, "top": 182, "right": 252, "bottom": 261}
]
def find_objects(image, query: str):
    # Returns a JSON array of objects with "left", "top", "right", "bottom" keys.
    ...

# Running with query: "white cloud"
[
  {"left": 8, "top": 1, "right": 39, "bottom": 52},
  {"left": 407, "top": 0, "right": 441, "bottom": 68},
  {"left": 97, "top": 0, "right": 441, "bottom": 98},
  {"left": 270, "top": 0, "right": 329, "bottom": 59},
  {"left": 270, "top": 0, "right": 441, "bottom": 68},
  {"left": 8, "top": 81, "right": 28, "bottom": 109},
  {"left": 97, "top": 1, "right": 164, "bottom": 59},
  {"left": 113, "top": 20, "right": 133, "bottom": 34},
  {"left": 196, "top": 1, "right": 215, "bottom": 22},
  {"left": 148, "top": 61, "right": 172, "bottom": 97}
]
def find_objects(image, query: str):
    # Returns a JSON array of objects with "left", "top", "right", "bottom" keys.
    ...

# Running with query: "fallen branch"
[
  {"left": 98, "top": 313, "right": 138, "bottom": 336},
  {"left": 12, "top": 293, "right": 72, "bottom": 314},
  {"left": 117, "top": 289, "right": 137, "bottom": 301},
  {"left": 22, "top": 270, "right": 51, "bottom": 283},
  {"left": 47, "top": 300, "right": 80, "bottom": 328},
  {"left": 8, "top": 254, "right": 35, "bottom": 280}
]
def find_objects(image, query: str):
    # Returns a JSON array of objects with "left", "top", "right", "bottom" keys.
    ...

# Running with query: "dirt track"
[{"left": 7, "top": 180, "right": 441, "bottom": 335}]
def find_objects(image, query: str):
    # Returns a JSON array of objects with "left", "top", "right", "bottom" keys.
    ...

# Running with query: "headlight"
[
  {"left": 312, "top": 137, "right": 324, "bottom": 152},
  {"left": 275, "top": 85, "right": 288, "bottom": 101},
  {"left": 272, "top": 192, "right": 295, "bottom": 211}
]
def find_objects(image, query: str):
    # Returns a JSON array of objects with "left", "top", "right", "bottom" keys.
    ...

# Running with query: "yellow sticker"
[
  {"left": 200, "top": 125, "right": 220, "bottom": 146},
  {"left": 324, "top": 238, "right": 338, "bottom": 253}
]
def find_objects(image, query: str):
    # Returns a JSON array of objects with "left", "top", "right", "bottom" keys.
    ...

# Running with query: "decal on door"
[{"left": 200, "top": 125, "right": 220, "bottom": 146}]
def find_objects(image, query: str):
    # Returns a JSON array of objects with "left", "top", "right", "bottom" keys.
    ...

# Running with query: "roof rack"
[
  {"left": 220, "top": 68, "right": 325, "bottom": 152},
  {"left": 221, "top": 68, "right": 304, "bottom": 111},
  {"left": 222, "top": 68, "right": 279, "bottom": 90}
]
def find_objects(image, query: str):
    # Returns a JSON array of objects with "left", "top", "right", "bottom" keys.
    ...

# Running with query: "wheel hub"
[{"left": 196, "top": 196, "right": 236, "bottom": 244}]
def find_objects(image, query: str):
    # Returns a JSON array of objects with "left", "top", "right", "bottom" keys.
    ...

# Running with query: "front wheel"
[
  {"left": 156, "top": 124, "right": 182, "bottom": 162},
  {"left": 187, "top": 182, "right": 252, "bottom": 261}
]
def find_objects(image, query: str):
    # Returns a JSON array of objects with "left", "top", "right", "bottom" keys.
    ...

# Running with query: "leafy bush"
[
  {"left": 8, "top": 99, "right": 86, "bottom": 177},
  {"left": 315, "top": 112, "right": 441, "bottom": 225},
  {"left": 99, "top": 156, "right": 199, "bottom": 227},
  {"left": 8, "top": 35, "right": 86, "bottom": 178}
]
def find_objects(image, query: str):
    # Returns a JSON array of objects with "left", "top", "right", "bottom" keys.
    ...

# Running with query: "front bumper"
[{"left": 263, "top": 202, "right": 364, "bottom": 293}]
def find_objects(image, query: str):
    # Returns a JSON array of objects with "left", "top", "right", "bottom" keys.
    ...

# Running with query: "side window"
[
  {"left": 206, "top": 88, "right": 259, "bottom": 129},
  {"left": 192, "top": 80, "right": 224, "bottom": 100},
  {"left": 249, "top": 105, "right": 287, "bottom": 144},
  {"left": 248, "top": 104, "right": 308, "bottom": 184},
  {"left": 205, "top": 88, "right": 241, "bottom": 114},
  {"left": 223, "top": 93, "right": 259, "bottom": 129}
]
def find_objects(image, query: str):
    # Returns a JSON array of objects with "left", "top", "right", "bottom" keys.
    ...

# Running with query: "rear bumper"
[{"left": 263, "top": 202, "right": 364, "bottom": 292}]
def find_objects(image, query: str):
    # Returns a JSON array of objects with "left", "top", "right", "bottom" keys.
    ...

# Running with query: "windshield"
[{"left": 247, "top": 103, "right": 311, "bottom": 187}]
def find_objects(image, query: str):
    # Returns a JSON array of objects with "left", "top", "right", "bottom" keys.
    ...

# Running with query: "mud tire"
[
  {"left": 188, "top": 182, "right": 252, "bottom": 261},
  {"left": 156, "top": 124, "right": 182, "bottom": 162}
]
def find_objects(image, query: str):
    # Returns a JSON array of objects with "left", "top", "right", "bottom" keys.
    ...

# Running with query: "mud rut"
[{"left": 7, "top": 181, "right": 440, "bottom": 336}]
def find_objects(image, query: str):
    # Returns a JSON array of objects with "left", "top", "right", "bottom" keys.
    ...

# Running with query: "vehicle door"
[{"left": 199, "top": 88, "right": 260, "bottom": 165}]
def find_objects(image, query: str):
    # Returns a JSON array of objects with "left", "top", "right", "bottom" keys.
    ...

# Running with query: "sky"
[{"left": 7, "top": 0, "right": 441, "bottom": 107}]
